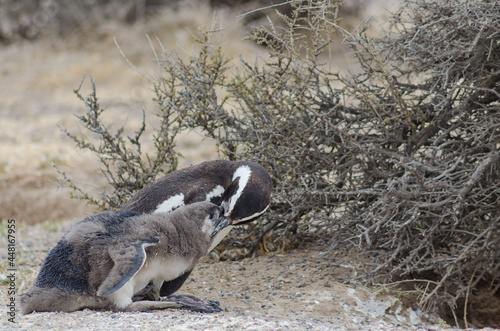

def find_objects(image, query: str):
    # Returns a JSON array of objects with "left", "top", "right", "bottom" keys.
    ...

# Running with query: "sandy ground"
[
  {"left": 2, "top": 220, "right": 498, "bottom": 330},
  {"left": 2, "top": 219, "right": 496, "bottom": 331},
  {"left": 0, "top": 219, "right": 462, "bottom": 331},
  {"left": 1, "top": 1, "right": 498, "bottom": 330}
]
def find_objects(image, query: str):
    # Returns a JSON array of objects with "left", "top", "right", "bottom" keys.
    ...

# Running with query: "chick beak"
[{"left": 211, "top": 215, "right": 232, "bottom": 237}]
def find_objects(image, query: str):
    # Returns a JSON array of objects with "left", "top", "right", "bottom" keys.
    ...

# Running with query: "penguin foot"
[
  {"left": 161, "top": 293, "right": 222, "bottom": 313},
  {"left": 132, "top": 283, "right": 154, "bottom": 301}
]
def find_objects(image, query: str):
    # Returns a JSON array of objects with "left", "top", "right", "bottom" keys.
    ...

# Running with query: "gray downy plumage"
[
  {"left": 120, "top": 160, "right": 273, "bottom": 300},
  {"left": 20, "top": 201, "right": 229, "bottom": 314}
]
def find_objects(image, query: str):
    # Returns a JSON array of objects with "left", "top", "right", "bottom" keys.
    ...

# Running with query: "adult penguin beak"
[{"left": 211, "top": 215, "right": 232, "bottom": 237}]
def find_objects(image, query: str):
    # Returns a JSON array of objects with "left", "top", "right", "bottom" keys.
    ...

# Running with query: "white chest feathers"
[{"left": 107, "top": 257, "right": 194, "bottom": 309}]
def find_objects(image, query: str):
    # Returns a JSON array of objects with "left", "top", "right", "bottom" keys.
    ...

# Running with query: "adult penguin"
[{"left": 122, "top": 160, "right": 273, "bottom": 305}]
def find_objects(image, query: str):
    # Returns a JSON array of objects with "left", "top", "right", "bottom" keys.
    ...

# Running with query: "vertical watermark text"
[{"left": 6, "top": 219, "right": 17, "bottom": 323}]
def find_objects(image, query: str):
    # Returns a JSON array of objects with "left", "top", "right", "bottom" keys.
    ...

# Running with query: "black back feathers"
[{"left": 122, "top": 160, "right": 272, "bottom": 224}]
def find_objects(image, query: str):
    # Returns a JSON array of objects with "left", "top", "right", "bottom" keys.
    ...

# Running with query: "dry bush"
[
  {"left": 339, "top": 0, "right": 499, "bottom": 309},
  {"left": 0, "top": 0, "right": 366, "bottom": 43},
  {"left": 55, "top": 75, "right": 181, "bottom": 210},
  {"left": 0, "top": 0, "right": 181, "bottom": 42},
  {"left": 327, "top": 0, "right": 500, "bottom": 326},
  {"left": 57, "top": 0, "right": 499, "bottom": 326}
]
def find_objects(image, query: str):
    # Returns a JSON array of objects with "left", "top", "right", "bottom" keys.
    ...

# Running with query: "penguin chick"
[
  {"left": 20, "top": 201, "right": 230, "bottom": 314},
  {"left": 121, "top": 160, "right": 272, "bottom": 299}
]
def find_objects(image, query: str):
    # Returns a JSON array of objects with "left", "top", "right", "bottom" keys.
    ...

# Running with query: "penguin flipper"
[{"left": 97, "top": 237, "right": 159, "bottom": 297}]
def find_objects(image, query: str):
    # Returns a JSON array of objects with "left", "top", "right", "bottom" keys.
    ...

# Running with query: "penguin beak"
[
  {"left": 211, "top": 215, "right": 232, "bottom": 237},
  {"left": 220, "top": 203, "right": 239, "bottom": 225},
  {"left": 220, "top": 201, "right": 230, "bottom": 217}
]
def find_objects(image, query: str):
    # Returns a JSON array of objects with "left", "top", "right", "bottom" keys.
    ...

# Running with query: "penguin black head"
[{"left": 220, "top": 163, "right": 273, "bottom": 225}]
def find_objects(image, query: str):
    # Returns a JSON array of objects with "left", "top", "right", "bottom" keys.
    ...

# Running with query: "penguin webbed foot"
[
  {"left": 161, "top": 293, "right": 222, "bottom": 313},
  {"left": 132, "top": 283, "right": 152, "bottom": 301},
  {"left": 132, "top": 283, "right": 160, "bottom": 301}
]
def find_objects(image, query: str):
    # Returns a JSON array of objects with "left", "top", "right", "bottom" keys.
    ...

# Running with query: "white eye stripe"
[{"left": 229, "top": 165, "right": 252, "bottom": 212}]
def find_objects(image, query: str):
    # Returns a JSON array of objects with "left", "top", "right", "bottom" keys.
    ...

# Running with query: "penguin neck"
[{"left": 225, "top": 164, "right": 252, "bottom": 214}]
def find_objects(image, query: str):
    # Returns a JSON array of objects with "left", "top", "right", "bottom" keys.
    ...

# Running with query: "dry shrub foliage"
[
  {"left": 56, "top": 75, "right": 180, "bottom": 209},
  {"left": 59, "top": 0, "right": 499, "bottom": 322},
  {"left": 0, "top": 0, "right": 198, "bottom": 42}
]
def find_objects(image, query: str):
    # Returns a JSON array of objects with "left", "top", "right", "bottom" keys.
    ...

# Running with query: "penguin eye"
[{"left": 209, "top": 208, "right": 219, "bottom": 219}]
